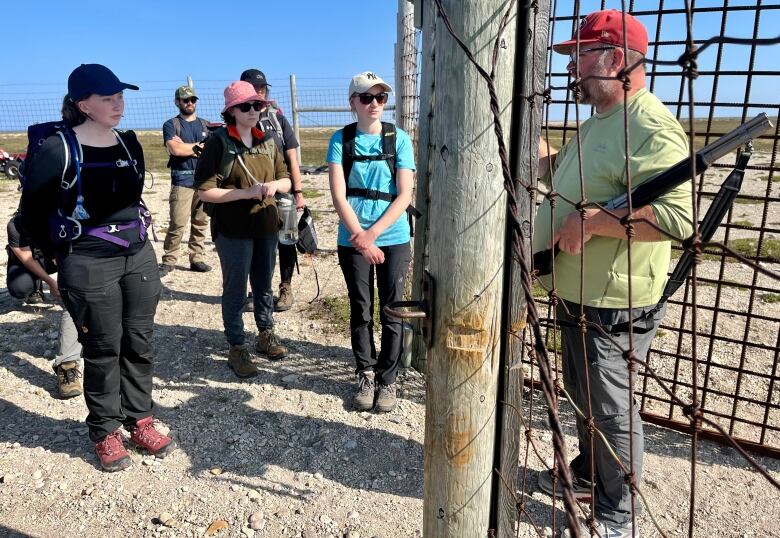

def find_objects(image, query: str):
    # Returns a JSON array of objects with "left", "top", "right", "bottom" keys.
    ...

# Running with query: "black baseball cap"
[
  {"left": 67, "top": 64, "right": 139, "bottom": 101},
  {"left": 240, "top": 68, "right": 272, "bottom": 89}
]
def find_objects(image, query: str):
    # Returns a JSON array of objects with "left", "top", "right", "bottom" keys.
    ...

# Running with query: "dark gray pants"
[
  {"left": 58, "top": 242, "right": 161, "bottom": 442},
  {"left": 215, "top": 233, "right": 277, "bottom": 346},
  {"left": 338, "top": 243, "right": 411, "bottom": 386},
  {"left": 558, "top": 299, "right": 665, "bottom": 527}
]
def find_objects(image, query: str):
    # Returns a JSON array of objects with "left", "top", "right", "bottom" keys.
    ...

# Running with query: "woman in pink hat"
[{"left": 194, "top": 81, "right": 291, "bottom": 377}]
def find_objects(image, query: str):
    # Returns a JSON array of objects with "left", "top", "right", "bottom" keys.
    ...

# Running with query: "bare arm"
[
  {"left": 349, "top": 168, "right": 414, "bottom": 250},
  {"left": 538, "top": 136, "right": 558, "bottom": 181},
  {"left": 328, "top": 163, "right": 364, "bottom": 237},
  {"left": 166, "top": 136, "right": 203, "bottom": 158},
  {"left": 285, "top": 148, "right": 306, "bottom": 209},
  {"left": 555, "top": 205, "right": 663, "bottom": 255},
  {"left": 10, "top": 246, "right": 59, "bottom": 296}
]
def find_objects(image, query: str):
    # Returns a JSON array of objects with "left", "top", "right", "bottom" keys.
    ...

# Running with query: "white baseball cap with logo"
[{"left": 348, "top": 71, "right": 393, "bottom": 99}]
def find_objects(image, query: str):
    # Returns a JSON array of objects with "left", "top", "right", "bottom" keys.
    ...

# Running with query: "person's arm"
[
  {"left": 286, "top": 148, "right": 306, "bottom": 209},
  {"left": 349, "top": 168, "right": 413, "bottom": 251},
  {"left": 166, "top": 136, "right": 203, "bottom": 157},
  {"left": 10, "top": 246, "right": 59, "bottom": 296},
  {"left": 538, "top": 136, "right": 558, "bottom": 182},
  {"left": 555, "top": 205, "right": 662, "bottom": 255},
  {"left": 264, "top": 146, "right": 292, "bottom": 198}
]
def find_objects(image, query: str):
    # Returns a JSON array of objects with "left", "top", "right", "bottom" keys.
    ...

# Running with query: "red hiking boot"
[
  {"left": 130, "top": 416, "right": 176, "bottom": 458},
  {"left": 94, "top": 430, "right": 132, "bottom": 472}
]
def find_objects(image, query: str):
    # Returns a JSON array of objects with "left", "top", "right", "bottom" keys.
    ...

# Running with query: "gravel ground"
[{"left": 1, "top": 168, "right": 778, "bottom": 537}]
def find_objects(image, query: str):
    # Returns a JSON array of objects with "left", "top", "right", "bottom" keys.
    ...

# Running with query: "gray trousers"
[
  {"left": 54, "top": 308, "right": 83, "bottom": 368},
  {"left": 558, "top": 299, "right": 665, "bottom": 527}
]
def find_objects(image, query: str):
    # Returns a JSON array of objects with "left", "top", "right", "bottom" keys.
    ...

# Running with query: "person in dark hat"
[
  {"left": 239, "top": 68, "right": 304, "bottom": 312},
  {"left": 20, "top": 63, "right": 174, "bottom": 472},
  {"left": 159, "top": 85, "right": 212, "bottom": 277},
  {"left": 532, "top": 11, "right": 693, "bottom": 537}
]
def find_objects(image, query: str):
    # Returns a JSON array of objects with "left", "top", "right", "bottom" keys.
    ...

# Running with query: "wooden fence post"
[{"left": 418, "top": 1, "right": 517, "bottom": 536}]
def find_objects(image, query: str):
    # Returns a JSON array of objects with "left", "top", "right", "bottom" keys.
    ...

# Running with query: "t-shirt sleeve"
[
  {"left": 278, "top": 115, "right": 299, "bottom": 150},
  {"left": 326, "top": 130, "right": 343, "bottom": 164},
  {"left": 162, "top": 119, "right": 175, "bottom": 143},
  {"left": 194, "top": 134, "right": 223, "bottom": 190},
  {"left": 395, "top": 129, "right": 416, "bottom": 171},
  {"left": 627, "top": 128, "right": 693, "bottom": 241},
  {"left": 6, "top": 216, "right": 28, "bottom": 249}
]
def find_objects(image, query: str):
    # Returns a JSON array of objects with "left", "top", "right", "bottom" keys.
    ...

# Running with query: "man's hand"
[
  {"left": 294, "top": 192, "right": 306, "bottom": 209},
  {"left": 349, "top": 229, "right": 377, "bottom": 252},
  {"left": 553, "top": 208, "right": 599, "bottom": 255},
  {"left": 48, "top": 279, "right": 61, "bottom": 299}
]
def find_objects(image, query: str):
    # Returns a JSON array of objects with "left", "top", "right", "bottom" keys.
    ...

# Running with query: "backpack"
[
  {"left": 165, "top": 116, "right": 210, "bottom": 168},
  {"left": 19, "top": 121, "right": 147, "bottom": 248},
  {"left": 341, "top": 122, "right": 422, "bottom": 234},
  {"left": 201, "top": 127, "right": 278, "bottom": 217}
]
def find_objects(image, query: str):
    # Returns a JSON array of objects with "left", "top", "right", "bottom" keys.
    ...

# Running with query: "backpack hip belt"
[{"left": 80, "top": 206, "right": 153, "bottom": 248}]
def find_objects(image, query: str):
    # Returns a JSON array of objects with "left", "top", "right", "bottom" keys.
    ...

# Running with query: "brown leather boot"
[
  {"left": 254, "top": 329, "right": 288, "bottom": 361},
  {"left": 53, "top": 361, "right": 83, "bottom": 399},
  {"left": 228, "top": 345, "right": 259, "bottom": 378},
  {"left": 274, "top": 283, "right": 293, "bottom": 312}
]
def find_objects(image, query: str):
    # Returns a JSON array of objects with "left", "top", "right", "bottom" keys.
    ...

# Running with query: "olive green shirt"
[{"left": 533, "top": 89, "right": 694, "bottom": 308}]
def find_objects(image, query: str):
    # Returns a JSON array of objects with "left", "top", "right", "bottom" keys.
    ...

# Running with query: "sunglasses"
[
  {"left": 568, "top": 46, "right": 614, "bottom": 63},
  {"left": 180, "top": 97, "right": 198, "bottom": 104},
  {"left": 235, "top": 101, "right": 263, "bottom": 112},
  {"left": 355, "top": 92, "right": 388, "bottom": 105}
]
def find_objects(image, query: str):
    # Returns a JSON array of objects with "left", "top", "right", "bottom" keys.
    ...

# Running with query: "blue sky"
[{"left": 0, "top": 0, "right": 777, "bottom": 130}]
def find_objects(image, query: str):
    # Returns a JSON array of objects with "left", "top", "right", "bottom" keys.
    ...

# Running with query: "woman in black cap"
[{"left": 20, "top": 63, "right": 174, "bottom": 472}]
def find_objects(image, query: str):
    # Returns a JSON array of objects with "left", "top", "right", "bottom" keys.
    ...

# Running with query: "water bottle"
[{"left": 277, "top": 195, "right": 298, "bottom": 245}]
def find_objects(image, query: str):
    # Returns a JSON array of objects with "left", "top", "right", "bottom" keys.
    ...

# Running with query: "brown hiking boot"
[
  {"left": 254, "top": 329, "right": 288, "bottom": 361},
  {"left": 228, "top": 345, "right": 259, "bottom": 378},
  {"left": 375, "top": 383, "right": 397, "bottom": 413},
  {"left": 274, "top": 282, "right": 293, "bottom": 312},
  {"left": 53, "top": 361, "right": 82, "bottom": 399},
  {"left": 353, "top": 370, "right": 376, "bottom": 411},
  {"left": 129, "top": 416, "right": 176, "bottom": 458},
  {"left": 95, "top": 430, "right": 132, "bottom": 472}
]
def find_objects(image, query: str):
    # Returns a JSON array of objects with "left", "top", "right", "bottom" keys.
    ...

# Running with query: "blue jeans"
[{"left": 215, "top": 233, "right": 277, "bottom": 346}]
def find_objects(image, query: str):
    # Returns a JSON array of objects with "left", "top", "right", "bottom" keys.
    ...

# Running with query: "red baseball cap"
[{"left": 553, "top": 9, "right": 648, "bottom": 56}]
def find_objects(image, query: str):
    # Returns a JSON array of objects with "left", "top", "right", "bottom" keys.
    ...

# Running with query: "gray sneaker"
[
  {"left": 561, "top": 518, "right": 638, "bottom": 538},
  {"left": 375, "top": 383, "right": 397, "bottom": 413},
  {"left": 353, "top": 370, "right": 376, "bottom": 411},
  {"left": 537, "top": 468, "right": 592, "bottom": 500}
]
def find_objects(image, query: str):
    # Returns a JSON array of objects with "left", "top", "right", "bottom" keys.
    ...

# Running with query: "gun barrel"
[{"left": 698, "top": 113, "right": 772, "bottom": 166}]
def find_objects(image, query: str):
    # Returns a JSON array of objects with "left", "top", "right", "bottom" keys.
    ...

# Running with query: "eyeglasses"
[
  {"left": 569, "top": 46, "right": 615, "bottom": 63},
  {"left": 236, "top": 101, "right": 263, "bottom": 112},
  {"left": 355, "top": 92, "right": 388, "bottom": 105},
  {"left": 180, "top": 97, "right": 198, "bottom": 104}
]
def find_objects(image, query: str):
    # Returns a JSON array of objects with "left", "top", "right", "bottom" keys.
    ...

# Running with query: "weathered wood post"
[
  {"left": 416, "top": 0, "right": 517, "bottom": 535},
  {"left": 492, "top": 2, "right": 550, "bottom": 537}
]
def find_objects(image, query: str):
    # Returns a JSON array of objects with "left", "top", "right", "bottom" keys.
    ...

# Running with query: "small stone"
[
  {"left": 142, "top": 458, "right": 155, "bottom": 466},
  {"left": 82, "top": 486, "right": 95, "bottom": 496},
  {"left": 247, "top": 489, "right": 261, "bottom": 501},
  {"left": 230, "top": 484, "right": 241, "bottom": 492},
  {"left": 302, "top": 527, "right": 317, "bottom": 538},
  {"left": 11, "top": 442, "right": 20, "bottom": 449},
  {"left": 32, "top": 470, "right": 42, "bottom": 480},
  {"left": 275, "top": 508, "right": 291, "bottom": 518},
  {"left": 52, "top": 434, "right": 67, "bottom": 444},
  {"left": 319, "top": 515, "right": 332, "bottom": 525},
  {"left": 542, "top": 526, "right": 553, "bottom": 537},
  {"left": 248, "top": 511, "right": 265, "bottom": 528},
  {"left": 241, "top": 527, "right": 255, "bottom": 538},
  {"left": 158, "top": 512, "right": 175, "bottom": 527},
  {"left": 313, "top": 472, "right": 323, "bottom": 480},
  {"left": 58, "top": 482, "right": 68, "bottom": 491},
  {"left": 344, "top": 439, "right": 358, "bottom": 450},
  {"left": 347, "top": 511, "right": 359, "bottom": 520},
  {"left": 206, "top": 520, "right": 230, "bottom": 535},
  {"left": 209, "top": 468, "right": 223, "bottom": 476},
  {"left": 281, "top": 374, "right": 299, "bottom": 383}
]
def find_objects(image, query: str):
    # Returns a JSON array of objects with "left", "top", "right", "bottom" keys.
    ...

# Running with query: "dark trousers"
[
  {"left": 278, "top": 242, "right": 297, "bottom": 284},
  {"left": 558, "top": 299, "right": 665, "bottom": 526},
  {"left": 215, "top": 233, "right": 277, "bottom": 346},
  {"left": 6, "top": 259, "right": 41, "bottom": 299},
  {"left": 58, "top": 242, "right": 161, "bottom": 442},
  {"left": 337, "top": 243, "right": 411, "bottom": 386}
]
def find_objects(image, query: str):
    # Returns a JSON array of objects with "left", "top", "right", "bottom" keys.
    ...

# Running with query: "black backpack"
[{"left": 341, "top": 122, "right": 421, "bottom": 234}]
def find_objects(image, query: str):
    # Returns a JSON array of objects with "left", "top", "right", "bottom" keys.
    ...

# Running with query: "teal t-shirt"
[{"left": 327, "top": 126, "right": 416, "bottom": 247}]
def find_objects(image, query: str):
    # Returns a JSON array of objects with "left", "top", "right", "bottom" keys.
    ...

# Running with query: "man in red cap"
[{"left": 534, "top": 10, "right": 693, "bottom": 537}]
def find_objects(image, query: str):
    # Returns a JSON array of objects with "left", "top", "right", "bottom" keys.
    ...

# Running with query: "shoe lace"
[
  {"left": 99, "top": 432, "right": 123, "bottom": 456},
  {"left": 135, "top": 420, "right": 168, "bottom": 447},
  {"left": 358, "top": 374, "right": 375, "bottom": 394},
  {"left": 265, "top": 332, "right": 281, "bottom": 347},
  {"left": 378, "top": 384, "right": 394, "bottom": 396},
  {"left": 62, "top": 367, "right": 81, "bottom": 385}
]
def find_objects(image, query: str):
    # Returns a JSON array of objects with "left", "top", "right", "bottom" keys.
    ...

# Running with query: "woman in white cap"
[
  {"left": 194, "top": 81, "right": 291, "bottom": 378},
  {"left": 327, "top": 72, "right": 416, "bottom": 413},
  {"left": 20, "top": 63, "right": 173, "bottom": 472}
]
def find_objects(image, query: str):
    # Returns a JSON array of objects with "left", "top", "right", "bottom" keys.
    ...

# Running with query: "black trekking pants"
[
  {"left": 337, "top": 243, "right": 410, "bottom": 386},
  {"left": 278, "top": 241, "right": 297, "bottom": 285},
  {"left": 58, "top": 242, "right": 161, "bottom": 442}
]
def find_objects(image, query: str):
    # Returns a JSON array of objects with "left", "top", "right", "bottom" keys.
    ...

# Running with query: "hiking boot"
[
  {"left": 190, "top": 261, "right": 212, "bottom": 273},
  {"left": 274, "top": 282, "right": 293, "bottom": 312},
  {"left": 53, "top": 361, "right": 82, "bottom": 400},
  {"left": 95, "top": 430, "right": 132, "bottom": 472},
  {"left": 375, "top": 383, "right": 397, "bottom": 413},
  {"left": 561, "top": 518, "right": 638, "bottom": 538},
  {"left": 244, "top": 292, "right": 254, "bottom": 312},
  {"left": 353, "top": 370, "right": 376, "bottom": 411},
  {"left": 537, "top": 467, "right": 592, "bottom": 501},
  {"left": 25, "top": 290, "right": 45, "bottom": 305},
  {"left": 129, "top": 416, "right": 176, "bottom": 458},
  {"left": 228, "top": 344, "right": 259, "bottom": 378},
  {"left": 159, "top": 264, "right": 174, "bottom": 277},
  {"left": 254, "top": 329, "right": 288, "bottom": 361}
]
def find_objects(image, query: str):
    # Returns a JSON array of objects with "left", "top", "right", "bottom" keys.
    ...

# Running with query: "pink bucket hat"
[{"left": 222, "top": 81, "right": 261, "bottom": 113}]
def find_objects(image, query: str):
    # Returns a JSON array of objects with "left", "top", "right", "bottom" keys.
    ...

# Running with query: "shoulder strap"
[
  {"left": 172, "top": 116, "right": 182, "bottom": 138},
  {"left": 213, "top": 128, "right": 238, "bottom": 184},
  {"left": 381, "top": 121, "right": 397, "bottom": 181},
  {"left": 198, "top": 117, "right": 209, "bottom": 135},
  {"left": 341, "top": 123, "right": 358, "bottom": 184}
]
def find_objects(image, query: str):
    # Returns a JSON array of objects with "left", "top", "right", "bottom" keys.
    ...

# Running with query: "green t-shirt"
[{"left": 533, "top": 89, "right": 694, "bottom": 308}]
